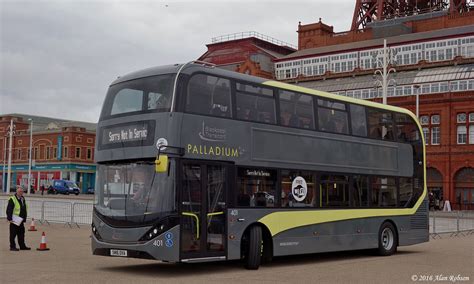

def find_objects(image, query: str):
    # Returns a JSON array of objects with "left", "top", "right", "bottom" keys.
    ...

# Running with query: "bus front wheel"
[
  {"left": 244, "top": 225, "right": 262, "bottom": 270},
  {"left": 377, "top": 222, "right": 398, "bottom": 256}
]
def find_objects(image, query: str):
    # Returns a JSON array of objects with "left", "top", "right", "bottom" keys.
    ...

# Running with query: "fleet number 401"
[{"left": 153, "top": 240, "right": 163, "bottom": 247}]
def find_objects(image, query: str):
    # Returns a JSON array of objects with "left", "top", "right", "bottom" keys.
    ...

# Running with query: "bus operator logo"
[
  {"left": 199, "top": 121, "right": 226, "bottom": 142},
  {"left": 292, "top": 176, "right": 307, "bottom": 202}
]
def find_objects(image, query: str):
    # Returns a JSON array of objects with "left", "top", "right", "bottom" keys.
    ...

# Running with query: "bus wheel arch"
[
  {"left": 241, "top": 223, "right": 273, "bottom": 269},
  {"left": 377, "top": 220, "right": 399, "bottom": 256}
]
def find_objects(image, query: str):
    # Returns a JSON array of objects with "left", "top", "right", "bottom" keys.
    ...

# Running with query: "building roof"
[
  {"left": 255, "top": 46, "right": 289, "bottom": 59},
  {"left": 297, "top": 64, "right": 474, "bottom": 92},
  {"left": 1, "top": 113, "right": 97, "bottom": 133},
  {"left": 278, "top": 25, "right": 474, "bottom": 61},
  {"left": 199, "top": 33, "right": 297, "bottom": 67},
  {"left": 210, "top": 31, "right": 297, "bottom": 50}
]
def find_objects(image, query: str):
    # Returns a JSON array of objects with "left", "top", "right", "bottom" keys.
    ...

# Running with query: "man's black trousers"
[{"left": 10, "top": 222, "right": 26, "bottom": 249}]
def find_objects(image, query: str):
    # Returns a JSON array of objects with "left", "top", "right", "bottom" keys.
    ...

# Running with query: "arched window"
[
  {"left": 454, "top": 167, "right": 474, "bottom": 210},
  {"left": 426, "top": 168, "right": 443, "bottom": 209}
]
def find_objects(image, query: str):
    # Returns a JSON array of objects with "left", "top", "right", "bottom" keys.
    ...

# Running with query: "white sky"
[{"left": 0, "top": 0, "right": 354, "bottom": 122}]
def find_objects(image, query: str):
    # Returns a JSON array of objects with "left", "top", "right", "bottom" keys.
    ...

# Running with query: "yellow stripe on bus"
[
  {"left": 262, "top": 80, "right": 412, "bottom": 115},
  {"left": 258, "top": 80, "right": 428, "bottom": 237},
  {"left": 258, "top": 203, "right": 424, "bottom": 237}
]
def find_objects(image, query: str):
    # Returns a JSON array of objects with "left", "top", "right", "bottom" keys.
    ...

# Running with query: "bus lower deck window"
[{"left": 237, "top": 168, "right": 276, "bottom": 207}]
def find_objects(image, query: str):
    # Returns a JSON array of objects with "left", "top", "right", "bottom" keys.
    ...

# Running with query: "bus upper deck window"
[
  {"left": 279, "top": 90, "right": 315, "bottom": 129},
  {"left": 210, "top": 86, "right": 231, "bottom": 118},
  {"left": 147, "top": 92, "right": 169, "bottom": 110},
  {"left": 110, "top": 89, "right": 143, "bottom": 115},
  {"left": 236, "top": 84, "right": 275, "bottom": 124},
  {"left": 317, "top": 98, "right": 349, "bottom": 134},
  {"left": 318, "top": 108, "right": 349, "bottom": 134},
  {"left": 186, "top": 74, "right": 231, "bottom": 118},
  {"left": 395, "top": 113, "right": 418, "bottom": 142},
  {"left": 368, "top": 109, "right": 394, "bottom": 140},
  {"left": 350, "top": 104, "right": 367, "bottom": 137},
  {"left": 102, "top": 74, "right": 174, "bottom": 118}
]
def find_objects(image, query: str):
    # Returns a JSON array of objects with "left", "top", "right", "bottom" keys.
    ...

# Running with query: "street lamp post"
[
  {"left": 373, "top": 39, "right": 397, "bottom": 105},
  {"left": 414, "top": 85, "right": 421, "bottom": 119},
  {"left": 27, "top": 118, "right": 33, "bottom": 194},
  {"left": 6, "top": 119, "right": 15, "bottom": 194},
  {"left": 2, "top": 135, "right": 6, "bottom": 192}
]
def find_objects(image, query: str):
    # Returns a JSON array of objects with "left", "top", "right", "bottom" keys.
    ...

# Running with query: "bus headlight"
[
  {"left": 91, "top": 223, "right": 102, "bottom": 240},
  {"left": 139, "top": 217, "right": 178, "bottom": 242},
  {"left": 140, "top": 223, "right": 165, "bottom": 241}
]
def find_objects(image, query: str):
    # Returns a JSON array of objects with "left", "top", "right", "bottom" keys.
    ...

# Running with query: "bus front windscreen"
[
  {"left": 100, "top": 74, "right": 175, "bottom": 118},
  {"left": 94, "top": 161, "right": 176, "bottom": 226},
  {"left": 66, "top": 182, "right": 79, "bottom": 189}
]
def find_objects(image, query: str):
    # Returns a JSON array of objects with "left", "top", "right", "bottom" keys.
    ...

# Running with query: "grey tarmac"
[{"left": 0, "top": 221, "right": 472, "bottom": 284}]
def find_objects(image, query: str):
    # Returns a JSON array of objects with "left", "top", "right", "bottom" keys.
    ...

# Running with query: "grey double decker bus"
[{"left": 91, "top": 62, "right": 428, "bottom": 269}]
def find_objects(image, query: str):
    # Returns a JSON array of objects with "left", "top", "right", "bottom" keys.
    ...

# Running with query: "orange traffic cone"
[
  {"left": 36, "top": 232, "right": 50, "bottom": 251},
  {"left": 28, "top": 218, "right": 37, "bottom": 231}
]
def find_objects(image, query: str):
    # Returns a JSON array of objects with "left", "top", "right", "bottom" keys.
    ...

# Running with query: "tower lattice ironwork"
[{"left": 351, "top": 0, "right": 472, "bottom": 31}]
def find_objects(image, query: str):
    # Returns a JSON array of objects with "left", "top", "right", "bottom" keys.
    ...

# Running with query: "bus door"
[{"left": 179, "top": 161, "right": 232, "bottom": 260}]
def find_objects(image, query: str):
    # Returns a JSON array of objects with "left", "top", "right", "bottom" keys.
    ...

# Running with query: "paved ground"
[{"left": 1, "top": 222, "right": 472, "bottom": 284}]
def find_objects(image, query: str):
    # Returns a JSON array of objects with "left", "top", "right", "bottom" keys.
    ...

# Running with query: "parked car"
[
  {"left": 51, "top": 179, "right": 80, "bottom": 195},
  {"left": 47, "top": 185, "right": 55, "bottom": 194}
]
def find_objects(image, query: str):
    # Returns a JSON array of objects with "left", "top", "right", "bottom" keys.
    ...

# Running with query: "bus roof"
[
  {"left": 111, "top": 64, "right": 182, "bottom": 85},
  {"left": 109, "top": 62, "right": 419, "bottom": 127},
  {"left": 110, "top": 62, "right": 268, "bottom": 86}
]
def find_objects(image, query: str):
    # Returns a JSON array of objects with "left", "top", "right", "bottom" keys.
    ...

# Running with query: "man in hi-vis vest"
[{"left": 6, "top": 185, "right": 31, "bottom": 251}]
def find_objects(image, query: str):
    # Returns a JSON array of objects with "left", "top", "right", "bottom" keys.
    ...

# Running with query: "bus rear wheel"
[
  {"left": 377, "top": 222, "right": 398, "bottom": 256},
  {"left": 244, "top": 225, "right": 262, "bottom": 270}
]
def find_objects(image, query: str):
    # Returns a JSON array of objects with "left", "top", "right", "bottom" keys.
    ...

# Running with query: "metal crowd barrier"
[
  {"left": 27, "top": 200, "right": 44, "bottom": 224},
  {"left": 72, "top": 202, "right": 93, "bottom": 227},
  {"left": 0, "top": 199, "right": 93, "bottom": 228},
  {"left": 43, "top": 201, "right": 74, "bottom": 227},
  {"left": 1, "top": 197, "right": 474, "bottom": 233},
  {"left": 0, "top": 199, "right": 6, "bottom": 218},
  {"left": 430, "top": 210, "right": 474, "bottom": 238}
]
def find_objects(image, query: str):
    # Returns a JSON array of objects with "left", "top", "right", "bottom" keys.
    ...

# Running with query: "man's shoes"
[
  {"left": 10, "top": 247, "right": 19, "bottom": 251},
  {"left": 19, "top": 246, "right": 31, "bottom": 250}
]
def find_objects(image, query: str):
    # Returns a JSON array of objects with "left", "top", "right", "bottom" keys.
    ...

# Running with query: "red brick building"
[
  {"left": 0, "top": 114, "right": 96, "bottom": 193},
  {"left": 200, "top": 6, "right": 474, "bottom": 209},
  {"left": 199, "top": 31, "right": 296, "bottom": 79},
  {"left": 275, "top": 9, "right": 474, "bottom": 210}
]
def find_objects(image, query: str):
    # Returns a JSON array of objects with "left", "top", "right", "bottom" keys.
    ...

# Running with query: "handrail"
[
  {"left": 180, "top": 211, "right": 224, "bottom": 239},
  {"left": 182, "top": 212, "right": 200, "bottom": 240},
  {"left": 207, "top": 211, "right": 224, "bottom": 226},
  {"left": 170, "top": 61, "right": 217, "bottom": 112},
  {"left": 207, "top": 211, "right": 224, "bottom": 217}
]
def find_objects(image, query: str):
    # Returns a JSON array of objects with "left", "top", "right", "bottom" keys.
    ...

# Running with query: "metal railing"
[
  {"left": 1, "top": 198, "right": 473, "bottom": 235},
  {"left": 211, "top": 31, "right": 297, "bottom": 49},
  {"left": 430, "top": 210, "right": 474, "bottom": 238},
  {"left": 0, "top": 199, "right": 92, "bottom": 228}
]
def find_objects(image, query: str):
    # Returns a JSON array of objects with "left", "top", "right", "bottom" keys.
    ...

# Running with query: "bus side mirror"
[{"left": 155, "top": 155, "right": 168, "bottom": 173}]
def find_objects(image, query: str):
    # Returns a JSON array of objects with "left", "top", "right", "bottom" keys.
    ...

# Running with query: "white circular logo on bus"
[
  {"left": 156, "top": 138, "right": 168, "bottom": 150},
  {"left": 292, "top": 176, "right": 307, "bottom": 202}
]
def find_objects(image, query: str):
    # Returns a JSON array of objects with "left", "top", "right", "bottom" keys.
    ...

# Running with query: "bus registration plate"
[{"left": 110, "top": 249, "right": 127, "bottom": 257}]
